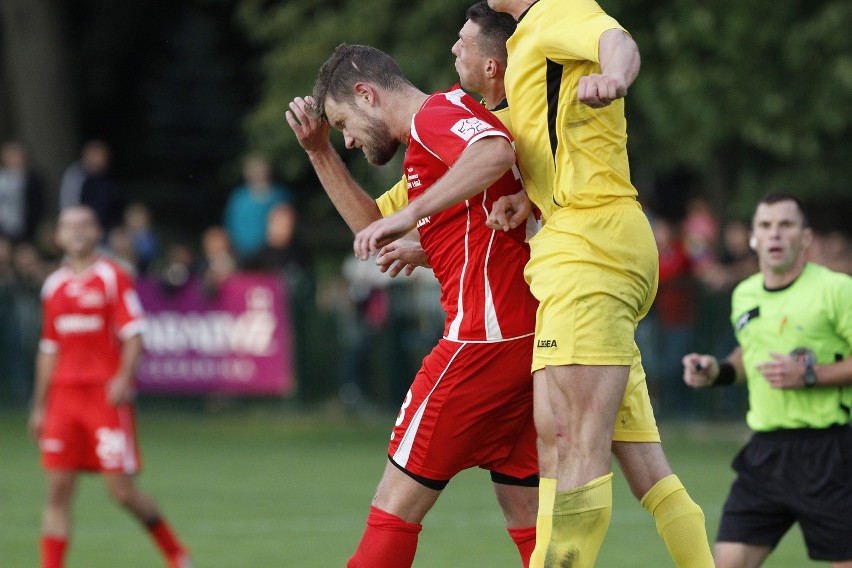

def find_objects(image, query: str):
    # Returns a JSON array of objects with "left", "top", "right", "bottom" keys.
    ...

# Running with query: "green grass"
[{"left": 0, "top": 408, "right": 816, "bottom": 567}]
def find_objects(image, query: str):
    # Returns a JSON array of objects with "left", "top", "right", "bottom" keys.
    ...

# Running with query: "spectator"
[
  {"left": 0, "top": 141, "right": 46, "bottom": 242},
  {"left": 106, "top": 225, "right": 138, "bottom": 276},
  {"left": 811, "top": 230, "right": 852, "bottom": 275},
  {"left": 223, "top": 154, "right": 293, "bottom": 260},
  {"left": 240, "top": 203, "right": 308, "bottom": 275},
  {"left": 699, "top": 219, "right": 759, "bottom": 293},
  {"left": 58, "top": 140, "right": 122, "bottom": 231},
  {"left": 682, "top": 195, "right": 719, "bottom": 273},
  {"left": 199, "top": 226, "right": 236, "bottom": 294},
  {"left": 123, "top": 202, "right": 159, "bottom": 275},
  {"left": 648, "top": 217, "right": 697, "bottom": 415}
]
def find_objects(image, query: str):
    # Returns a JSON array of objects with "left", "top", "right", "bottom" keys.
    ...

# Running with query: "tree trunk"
[{"left": 0, "top": 0, "right": 78, "bottom": 212}]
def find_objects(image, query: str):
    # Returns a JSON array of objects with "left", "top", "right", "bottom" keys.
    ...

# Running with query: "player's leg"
[
  {"left": 613, "top": 441, "right": 713, "bottom": 567},
  {"left": 611, "top": 347, "right": 713, "bottom": 568},
  {"left": 492, "top": 478, "right": 538, "bottom": 567},
  {"left": 347, "top": 461, "right": 438, "bottom": 568},
  {"left": 714, "top": 542, "right": 771, "bottom": 568},
  {"left": 41, "top": 470, "right": 77, "bottom": 568},
  {"left": 529, "top": 370, "right": 556, "bottom": 568},
  {"left": 103, "top": 473, "right": 191, "bottom": 568},
  {"left": 545, "top": 363, "right": 628, "bottom": 568}
]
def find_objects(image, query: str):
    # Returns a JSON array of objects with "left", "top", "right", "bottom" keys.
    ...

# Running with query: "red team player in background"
[
  {"left": 287, "top": 43, "right": 539, "bottom": 567},
  {"left": 28, "top": 205, "right": 192, "bottom": 568}
]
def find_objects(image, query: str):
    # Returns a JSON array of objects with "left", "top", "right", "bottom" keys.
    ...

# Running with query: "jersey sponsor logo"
[
  {"left": 78, "top": 291, "right": 105, "bottom": 308},
  {"left": 735, "top": 306, "right": 760, "bottom": 332},
  {"left": 416, "top": 217, "right": 431, "bottom": 228},
  {"left": 536, "top": 339, "right": 558, "bottom": 348},
  {"left": 55, "top": 313, "right": 105, "bottom": 334},
  {"left": 451, "top": 117, "right": 492, "bottom": 141}
]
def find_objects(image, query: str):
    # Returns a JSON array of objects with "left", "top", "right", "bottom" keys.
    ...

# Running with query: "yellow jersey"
[{"left": 504, "top": 0, "right": 636, "bottom": 221}]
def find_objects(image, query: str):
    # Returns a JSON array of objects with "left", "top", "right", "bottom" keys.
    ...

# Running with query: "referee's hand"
[{"left": 682, "top": 353, "right": 718, "bottom": 388}]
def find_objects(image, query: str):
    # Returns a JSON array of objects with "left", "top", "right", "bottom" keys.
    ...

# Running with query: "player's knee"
[{"left": 107, "top": 482, "right": 136, "bottom": 507}]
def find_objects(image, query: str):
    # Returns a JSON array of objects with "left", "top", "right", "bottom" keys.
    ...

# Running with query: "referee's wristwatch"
[
  {"left": 791, "top": 347, "right": 818, "bottom": 388},
  {"left": 803, "top": 359, "right": 818, "bottom": 388}
]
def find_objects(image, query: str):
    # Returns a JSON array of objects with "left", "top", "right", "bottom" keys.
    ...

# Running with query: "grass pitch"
[{"left": 0, "top": 406, "right": 812, "bottom": 567}]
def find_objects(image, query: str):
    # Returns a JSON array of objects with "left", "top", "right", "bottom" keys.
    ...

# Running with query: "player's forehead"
[
  {"left": 753, "top": 201, "right": 803, "bottom": 225},
  {"left": 458, "top": 19, "right": 481, "bottom": 45},
  {"left": 59, "top": 208, "right": 97, "bottom": 228},
  {"left": 324, "top": 97, "right": 352, "bottom": 130}
]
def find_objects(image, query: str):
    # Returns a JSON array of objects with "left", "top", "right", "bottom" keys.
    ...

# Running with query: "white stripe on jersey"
[
  {"left": 392, "top": 343, "right": 467, "bottom": 468},
  {"left": 93, "top": 259, "right": 118, "bottom": 302},
  {"left": 446, "top": 202, "right": 471, "bottom": 341},
  {"left": 479, "top": 190, "right": 503, "bottom": 340}
]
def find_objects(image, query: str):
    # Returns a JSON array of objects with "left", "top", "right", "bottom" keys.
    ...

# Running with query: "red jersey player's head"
[
  {"left": 452, "top": 2, "right": 515, "bottom": 102},
  {"left": 309, "top": 44, "right": 422, "bottom": 167},
  {"left": 56, "top": 206, "right": 102, "bottom": 261}
]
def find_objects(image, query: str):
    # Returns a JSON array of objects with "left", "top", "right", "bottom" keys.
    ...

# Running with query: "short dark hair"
[
  {"left": 755, "top": 191, "right": 809, "bottom": 228},
  {"left": 465, "top": 2, "right": 516, "bottom": 64},
  {"left": 310, "top": 44, "right": 413, "bottom": 119}
]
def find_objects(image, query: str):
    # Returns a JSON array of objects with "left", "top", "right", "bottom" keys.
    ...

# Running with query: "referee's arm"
[{"left": 682, "top": 348, "right": 745, "bottom": 388}]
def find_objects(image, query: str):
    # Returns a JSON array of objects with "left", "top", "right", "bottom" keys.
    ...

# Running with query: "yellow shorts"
[
  {"left": 527, "top": 199, "right": 660, "bottom": 443},
  {"left": 613, "top": 345, "right": 660, "bottom": 442},
  {"left": 525, "top": 198, "right": 658, "bottom": 370}
]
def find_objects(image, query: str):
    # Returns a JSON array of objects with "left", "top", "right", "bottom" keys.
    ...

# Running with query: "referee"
[{"left": 683, "top": 191, "right": 852, "bottom": 568}]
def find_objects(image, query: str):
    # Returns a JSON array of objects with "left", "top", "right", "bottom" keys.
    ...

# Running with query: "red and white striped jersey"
[
  {"left": 405, "top": 86, "right": 537, "bottom": 342},
  {"left": 40, "top": 257, "right": 145, "bottom": 386}
]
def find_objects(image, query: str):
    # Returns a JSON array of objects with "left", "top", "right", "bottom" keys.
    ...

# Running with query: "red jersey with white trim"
[
  {"left": 40, "top": 257, "right": 145, "bottom": 386},
  {"left": 406, "top": 86, "right": 537, "bottom": 341}
]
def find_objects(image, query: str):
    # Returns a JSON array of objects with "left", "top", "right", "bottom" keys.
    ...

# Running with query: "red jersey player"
[
  {"left": 286, "top": 43, "right": 538, "bottom": 567},
  {"left": 28, "top": 205, "right": 192, "bottom": 568}
]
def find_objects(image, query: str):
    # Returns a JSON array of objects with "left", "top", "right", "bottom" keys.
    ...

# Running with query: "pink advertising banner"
[{"left": 135, "top": 274, "right": 294, "bottom": 396}]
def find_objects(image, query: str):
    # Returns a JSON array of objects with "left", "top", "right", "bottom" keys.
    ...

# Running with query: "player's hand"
[
  {"left": 106, "top": 376, "right": 136, "bottom": 406},
  {"left": 28, "top": 406, "right": 45, "bottom": 442},
  {"left": 354, "top": 211, "right": 418, "bottom": 260},
  {"left": 682, "top": 353, "right": 718, "bottom": 388},
  {"left": 487, "top": 190, "right": 532, "bottom": 232},
  {"left": 375, "top": 239, "right": 430, "bottom": 277},
  {"left": 286, "top": 96, "right": 332, "bottom": 153},
  {"left": 578, "top": 73, "right": 628, "bottom": 108},
  {"left": 756, "top": 352, "right": 806, "bottom": 389}
]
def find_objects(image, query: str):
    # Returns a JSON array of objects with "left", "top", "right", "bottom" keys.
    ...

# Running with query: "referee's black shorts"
[{"left": 717, "top": 423, "right": 852, "bottom": 561}]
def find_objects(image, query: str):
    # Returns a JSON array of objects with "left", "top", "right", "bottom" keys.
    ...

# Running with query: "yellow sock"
[
  {"left": 529, "top": 477, "right": 556, "bottom": 568},
  {"left": 545, "top": 473, "right": 612, "bottom": 568},
  {"left": 640, "top": 474, "right": 714, "bottom": 568}
]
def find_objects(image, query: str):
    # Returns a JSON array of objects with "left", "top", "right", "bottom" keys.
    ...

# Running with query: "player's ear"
[
  {"left": 748, "top": 235, "right": 757, "bottom": 250},
  {"left": 353, "top": 82, "right": 376, "bottom": 105},
  {"left": 485, "top": 58, "right": 497, "bottom": 79}
]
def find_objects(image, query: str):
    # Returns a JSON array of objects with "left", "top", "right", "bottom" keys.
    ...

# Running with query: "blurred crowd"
[{"left": 2, "top": 139, "right": 851, "bottom": 414}]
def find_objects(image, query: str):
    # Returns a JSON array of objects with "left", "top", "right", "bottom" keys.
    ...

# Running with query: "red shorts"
[
  {"left": 388, "top": 336, "right": 537, "bottom": 484},
  {"left": 40, "top": 384, "right": 142, "bottom": 474}
]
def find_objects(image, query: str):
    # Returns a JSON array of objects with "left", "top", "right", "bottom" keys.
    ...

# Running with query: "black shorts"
[{"left": 717, "top": 424, "right": 852, "bottom": 561}]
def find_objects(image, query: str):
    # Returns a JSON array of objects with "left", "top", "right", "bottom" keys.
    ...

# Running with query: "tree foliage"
[{"left": 239, "top": 0, "right": 852, "bottom": 222}]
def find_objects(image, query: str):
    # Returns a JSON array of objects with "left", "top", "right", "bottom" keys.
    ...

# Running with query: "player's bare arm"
[
  {"left": 682, "top": 347, "right": 746, "bottom": 388},
  {"left": 286, "top": 96, "right": 382, "bottom": 232},
  {"left": 354, "top": 136, "right": 515, "bottom": 258},
  {"left": 487, "top": 189, "right": 532, "bottom": 232},
  {"left": 106, "top": 333, "right": 144, "bottom": 406},
  {"left": 28, "top": 350, "right": 58, "bottom": 441},
  {"left": 578, "top": 29, "right": 640, "bottom": 109}
]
